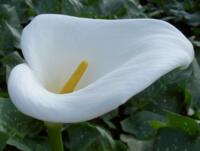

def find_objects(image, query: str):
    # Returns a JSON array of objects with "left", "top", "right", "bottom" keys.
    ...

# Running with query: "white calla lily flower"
[{"left": 8, "top": 14, "right": 194, "bottom": 123}]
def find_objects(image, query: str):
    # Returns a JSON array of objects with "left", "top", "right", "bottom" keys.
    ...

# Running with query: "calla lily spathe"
[{"left": 8, "top": 14, "right": 194, "bottom": 123}]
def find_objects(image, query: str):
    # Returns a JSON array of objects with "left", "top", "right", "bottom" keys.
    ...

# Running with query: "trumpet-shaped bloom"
[{"left": 8, "top": 14, "right": 194, "bottom": 123}]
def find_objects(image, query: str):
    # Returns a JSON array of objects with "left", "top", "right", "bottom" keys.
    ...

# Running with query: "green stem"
[{"left": 45, "top": 122, "right": 64, "bottom": 151}]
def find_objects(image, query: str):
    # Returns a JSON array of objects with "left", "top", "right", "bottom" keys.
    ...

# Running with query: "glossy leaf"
[
  {"left": 0, "top": 99, "right": 44, "bottom": 138},
  {"left": 0, "top": 131, "right": 9, "bottom": 151},
  {"left": 121, "top": 111, "right": 164, "bottom": 139},
  {"left": 67, "top": 123, "right": 121, "bottom": 151}
]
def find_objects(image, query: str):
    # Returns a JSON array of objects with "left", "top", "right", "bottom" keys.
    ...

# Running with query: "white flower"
[{"left": 8, "top": 14, "right": 194, "bottom": 123}]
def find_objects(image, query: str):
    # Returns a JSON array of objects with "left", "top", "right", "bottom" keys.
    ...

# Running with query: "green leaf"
[
  {"left": 0, "top": 4, "right": 21, "bottom": 52},
  {"left": 100, "top": 0, "right": 127, "bottom": 17},
  {"left": 115, "top": 141, "right": 128, "bottom": 151},
  {"left": 0, "top": 99, "right": 44, "bottom": 138},
  {"left": 1, "top": 51, "right": 24, "bottom": 68},
  {"left": 7, "top": 136, "right": 50, "bottom": 151},
  {"left": 0, "top": 131, "right": 9, "bottom": 151},
  {"left": 5, "top": 22, "right": 21, "bottom": 49},
  {"left": 153, "top": 128, "right": 200, "bottom": 151},
  {"left": 184, "top": 12, "right": 200, "bottom": 26},
  {"left": 120, "top": 134, "right": 153, "bottom": 151},
  {"left": 68, "top": 123, "right": 118, "bottom": 151},
  {"left": 192, "top": 39, "right": 200, "bottom": 48},
  {"left": 167, "top": 111, "right": 199, "bottom": 136},
  {"left": 121, "top": 111, "right": 164, "bottom": 139},
  {"left": 0, "top": 51, "right": 24, "bottom": 80},
  {"left": 125, "top": 68, "right": 191, "bottom": 116},
  {"left": 101, "top": 109, "right": 118, "bottom": 129},
  {"left": 150, "top": 120, "right": 167, "bottom": 129},
  {"left": 101, "top": 109, "right": 118, "bottom": 121},
  {"left": 33, "top": 0, "right": 63, "bottom": 13},
  {"left": 186, "top": 59, "right": 200, "bottom": 110},
  {"left": 150, "top": 111, "right": 199, "bottom": 136}
]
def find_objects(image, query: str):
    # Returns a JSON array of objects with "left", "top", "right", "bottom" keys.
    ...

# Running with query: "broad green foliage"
[
  {"left": 0, "top": 131, "right": 9, "bottom": 151},
  {"left": 7, "top": 137, "right": 50, "bottom": 151},
  {"left": 0, "top": 99, "right": 48, "bottom": 151},
  {"left": 0, "top": 100, "right": 43, "bottom": 137},
  {"left": 67, "top": 123, "right": 126, "bottom": 151},
  {"left": 120, "top": 134, "right": 153, "bottom": 151},
  {"left": 151, "top": 111, "right": 200, "bottom": 136},
  {"left": 121, "top": 111, "right": 164, "bottom": 139},
  {"left": 153, "top": 128, "right": 200, "bottom": 151},
  {"left": 0, "top": 0, "right": 200, "bottom": 151}
]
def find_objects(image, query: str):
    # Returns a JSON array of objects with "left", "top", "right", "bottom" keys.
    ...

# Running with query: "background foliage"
[{"left": 0, "top": 0, "right": 200, "bottom": 150}]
